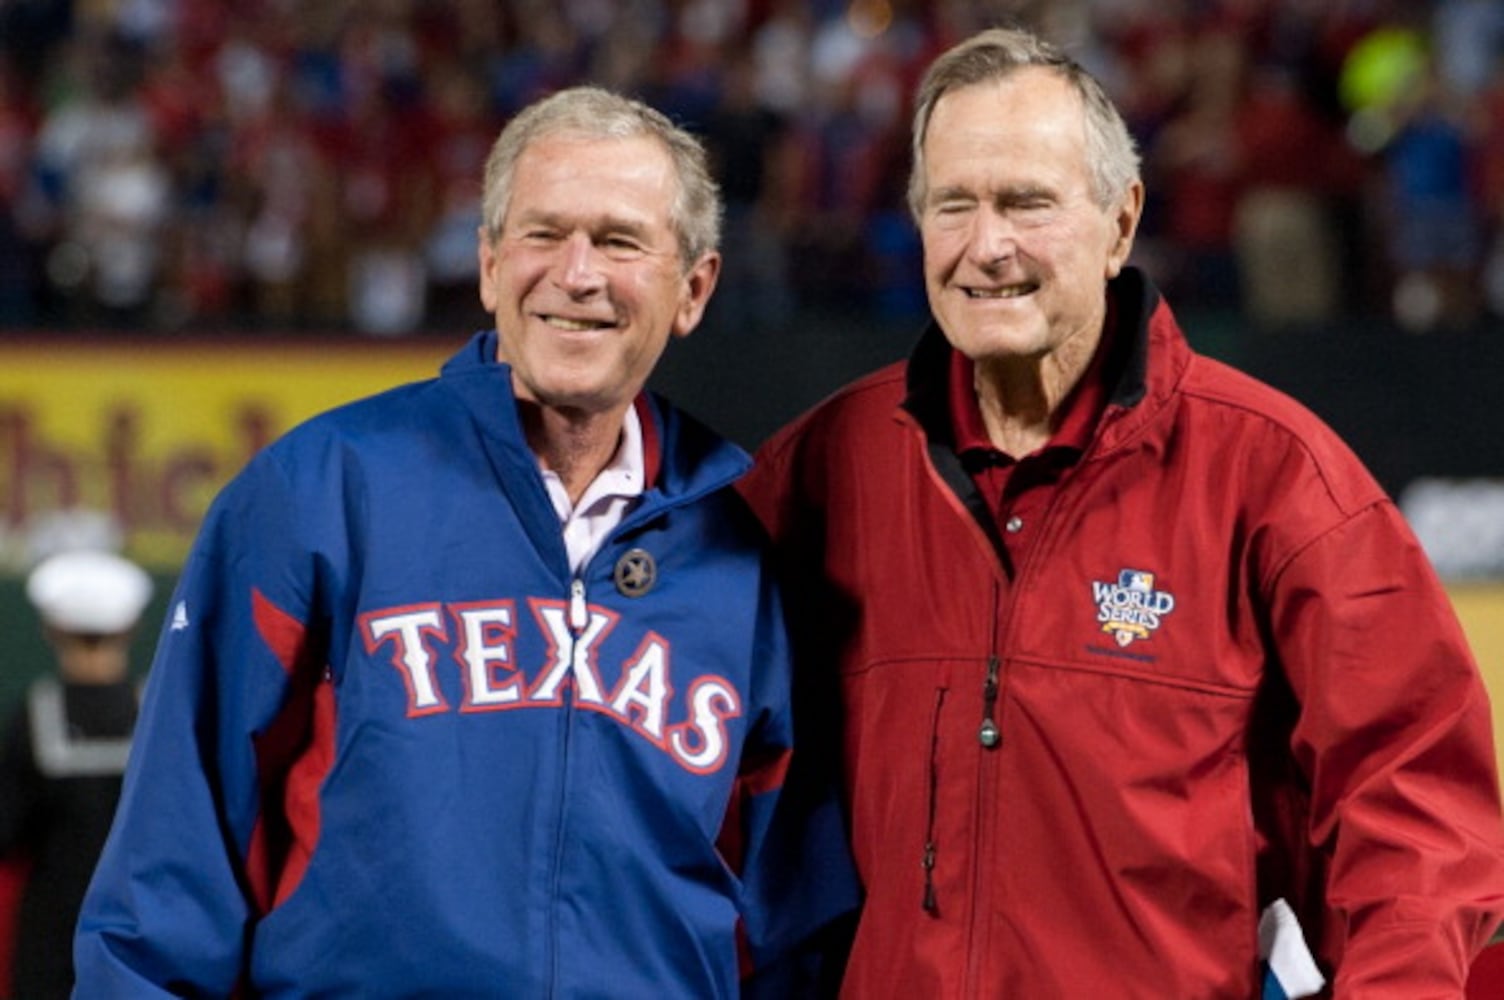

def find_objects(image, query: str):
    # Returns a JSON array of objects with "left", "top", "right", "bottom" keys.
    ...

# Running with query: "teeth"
[
  {"left": 544, "top": 315, "right": 611, "bottom": 331},
  {"left": 967, "top": 284, "right": 1033, "bottom": 299}
]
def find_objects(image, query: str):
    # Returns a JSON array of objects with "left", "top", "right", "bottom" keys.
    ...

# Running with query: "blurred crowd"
[{"left": 0, "top": 0, "right": 1502, "bottom": 336}]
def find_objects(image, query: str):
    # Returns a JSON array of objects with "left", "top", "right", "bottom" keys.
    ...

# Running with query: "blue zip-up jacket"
[{"left": 75, "top": 331, "right": 855, "bottom": 998}]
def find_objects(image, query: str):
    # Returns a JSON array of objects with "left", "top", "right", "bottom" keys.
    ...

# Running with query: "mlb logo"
[{"left": 1093, "top": 567, "right": 1176, "bottom": 652}]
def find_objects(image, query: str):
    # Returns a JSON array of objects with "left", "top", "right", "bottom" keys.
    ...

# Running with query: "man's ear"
[
  {"left": 672, "top": 251, "right": 722, "bottom": 338},
  {"left": 1105, "top": 180, "right": 1144, "bottom": 279},
  {"left": 477, "top": 226, "right": 500, "bottom": 313}
]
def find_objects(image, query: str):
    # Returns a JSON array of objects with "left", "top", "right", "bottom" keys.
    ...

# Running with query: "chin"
[
  {"left": 537, "top": 384, "right": 623, "bottom": 415},
  {"left": 947, "top": 321, "right": 1047, "bottom": 358}
]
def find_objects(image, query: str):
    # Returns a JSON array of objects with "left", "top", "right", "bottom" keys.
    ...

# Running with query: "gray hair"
[
  {"left": 907, "top": 27, "right": 1141, "bottom": 219},
  {"left": 481, "top": 86, "right": 723, "bottom": 267}
]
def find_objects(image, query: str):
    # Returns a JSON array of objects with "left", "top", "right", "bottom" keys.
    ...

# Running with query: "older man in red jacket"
[{"left": 742, "top": 25, "right": 1504, "bottom": 998}]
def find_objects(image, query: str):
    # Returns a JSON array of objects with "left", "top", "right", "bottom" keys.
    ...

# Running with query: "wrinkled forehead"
[
  {"left": 922, "top": 74, "right": 1089, "bottom": 172},
  {"left": 507, "top": 133, "right": 678, "bottom": 218},
  {"left": 926, "top": 70, "right": 1084, "bottom": 139}
]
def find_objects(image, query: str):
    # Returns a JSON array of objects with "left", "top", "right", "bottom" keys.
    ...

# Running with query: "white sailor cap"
[{"left": 26, "top": 550, "right": 154, "bottom": 635}]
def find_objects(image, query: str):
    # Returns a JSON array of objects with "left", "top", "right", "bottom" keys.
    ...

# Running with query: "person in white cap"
[{"left": 0, "top": 549, "right": 153, "bottom": 1000}]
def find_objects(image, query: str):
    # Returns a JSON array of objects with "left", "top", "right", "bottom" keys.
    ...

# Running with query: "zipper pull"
[
  {"left": 569, "top": 578, "right": 587, "bottom": 634},
  {"left": 921, "top": 841, "right": 938, "bottom": 914},
  {"left": 979, "top": 655, "right": 1001, "bottom": 749}
]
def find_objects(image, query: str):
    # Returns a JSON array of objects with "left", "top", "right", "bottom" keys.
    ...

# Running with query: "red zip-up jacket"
[{"left": 741, "top": 270, "right": 1504, "bottom": 997}]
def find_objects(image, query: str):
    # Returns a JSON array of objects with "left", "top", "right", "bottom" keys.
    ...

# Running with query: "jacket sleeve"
[
  {"left": 721, "top": 548, "right": 859, "bottom": 996},
  {"left": 73, "top": 452, "right": 320, "bottom": 995},
  {"left": 1267, "top": 499, "right": 1504, "bottom": 995}
]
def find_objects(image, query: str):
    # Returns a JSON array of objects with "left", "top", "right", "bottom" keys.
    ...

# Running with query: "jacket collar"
[
  {"left": 437, "top": 330, "right": 751, "bottom": 506},
  {"left": 901, "top": 267, "right": 1189, "bottom": 460}
]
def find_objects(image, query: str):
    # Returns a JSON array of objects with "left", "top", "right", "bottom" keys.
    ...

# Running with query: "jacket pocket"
[{"left": 921, "top": 685, "right": 946, "bottom": 915}]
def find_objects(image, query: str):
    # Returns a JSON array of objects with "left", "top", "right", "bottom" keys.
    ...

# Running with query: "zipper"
[
  {"left": 922, "top": 686, "right": 947, "bottom": 914},
  {"left": 978, "top": 655, "right": 1001, "bottom": 749},
  {"left": 964, "top": 583, "right": 1006, "bottom": 993},
  {"left": 568, "top": 578, "right": 587, "bottom": 632},
  {"left": 547, "top": 575, "right": 589, "bottom": 999}
]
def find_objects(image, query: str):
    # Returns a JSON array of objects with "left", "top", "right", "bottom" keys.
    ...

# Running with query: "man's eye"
[
  {"left": 521, "top": 229, "right": 562, "bottom": 243},
  {"left": 602, "top": 236, "right": 647, "bottom": 260},
  {"left": 929, "top": 202, "right": 973, "bottom": 228}
]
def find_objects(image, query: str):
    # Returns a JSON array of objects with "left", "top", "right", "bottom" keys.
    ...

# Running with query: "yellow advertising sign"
[
  {"left": 1451, "top": 584, "right": 1504, "bottom": 791},
  {"left": 0, "top": 337, "right": 465, "bottom": 569}
]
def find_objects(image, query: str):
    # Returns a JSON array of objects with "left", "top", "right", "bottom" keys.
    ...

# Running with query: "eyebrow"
[
  {"left": 929, "top": 183, "right": 1058, "bottom": 207},
  {"left": 995, "top": 184, "right": 1056, "bottom": 205},
  {"left": 510, "top": 210, "right": 654, "bottom": 240},
  {"left": 928, "top": 186, "right": 976, "bottom": 205}
]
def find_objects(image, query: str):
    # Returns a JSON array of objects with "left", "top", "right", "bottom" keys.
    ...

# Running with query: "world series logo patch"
[{"left": 1092, "top": 569, "right": 1176, "bottom": 647}]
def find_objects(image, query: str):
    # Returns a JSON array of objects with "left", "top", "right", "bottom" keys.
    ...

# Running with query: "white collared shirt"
[{"left": 539, "top": 405, "right": 646, "bottom": 574}]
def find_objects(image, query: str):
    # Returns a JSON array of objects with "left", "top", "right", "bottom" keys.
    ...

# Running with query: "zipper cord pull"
[
  {"left": 979, "top": 655, "right": 1001, "bottom": 749},
  {"left": 569, "top": 578, "right": 587, "bottom": 635},
  {"left": 922, "top": 841, "right": 938, "bottom": 914}
]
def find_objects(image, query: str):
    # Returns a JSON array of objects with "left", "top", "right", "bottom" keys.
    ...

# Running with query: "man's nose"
[
  {"left": 556, "top": 231, "right": 606, "bottom": 293},
  {"left": 967, "top": 209, "right": 1017, "bottom": 267}
]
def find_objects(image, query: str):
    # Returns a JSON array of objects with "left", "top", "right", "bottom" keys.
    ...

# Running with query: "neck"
[
  {"left": 974, "top": 323, "right": 1101, "bottom": 457},
  {"left": 520, "top": 400, "right": 628, "bottom": 506}
]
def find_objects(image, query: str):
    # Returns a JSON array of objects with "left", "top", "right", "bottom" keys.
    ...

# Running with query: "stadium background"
[
  {"left": 1, "top": 0, "right": 1503, "bottom": 989},
  {"left": 0, "top": 4, "right": 1501, "bottom": 760}
]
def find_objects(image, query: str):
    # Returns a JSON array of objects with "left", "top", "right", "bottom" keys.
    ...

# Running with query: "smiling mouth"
[
  {"left": 965, "top": 282, "right": 1038, "bottom": 299},
  {"left": 541, "top": 314, "right": 616, "bottom": 331}
]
